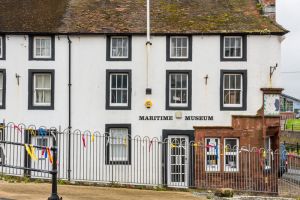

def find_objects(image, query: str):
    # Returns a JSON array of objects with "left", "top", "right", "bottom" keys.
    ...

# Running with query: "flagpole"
[{"left": 146, "top": 0, "right": 152, "bottom": 94}]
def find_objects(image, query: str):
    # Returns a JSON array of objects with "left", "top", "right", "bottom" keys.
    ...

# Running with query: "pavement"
[{"left": 0, "top": 181, "right": 206, "bottom": 200}]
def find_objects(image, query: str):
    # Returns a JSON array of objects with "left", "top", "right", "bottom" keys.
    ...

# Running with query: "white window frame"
[
  {"left": 109, "top": 128, "right": 129, "bottom": 162},
  {"left": 0, "top": 72, "right": 3, "bottom": 106},
  {"left": 33, "top": 36, "right": 52, "bottom": 59},
  {"left": 170, "top": 36, "right": 189, "bottom": 59},
  {"left": 223, "top": 36, "right": 243, "bottom": 59},
  {"left": 109, "top": 73, "right": 129, "bottom": 107},
  {"left": 110, "top": 36, "right": 129, "bottom": 59},
  {"left": 205, "top": 138, "right": 220, "bottom": 172},
  {"left": 224, "top": 138, "right": 239, "bottom": 172},
  {"left": 0, "top": 37, "right": 2, "bottom": 59},
  {"left": 33, "top": 73, "right": 52, "bottom": 106},
  {"left": 169, "top": 73, "right": 189, "bottom": 107},
  {"left": 223, "top": 74, "right": 243, "bottom": 107},
  {"left": 264, "top": 137, "right": 272, "bottom": 170}
]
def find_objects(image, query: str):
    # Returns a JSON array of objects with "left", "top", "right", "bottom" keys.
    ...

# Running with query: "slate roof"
[{"left": 0, "top": 0, "right": 287, "bottom": 35}]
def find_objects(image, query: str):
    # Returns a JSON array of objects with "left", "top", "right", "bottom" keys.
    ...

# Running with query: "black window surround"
[
  {"left": 166, "top": 35, "right": 192, "bottom": 61},
  {"left": 105, "top": 124, "right": 132, "bottom": 165},
  {"left": 166, "top": 70, "right": 192, "bottom": 110},
  {"left": 29, "top": 35, "right": 55, "bottom": 61},
  {"left": 106, "top": 35, "right": 132, "bottom": 61},
  {"left": 28, "top": 69, "right": 55, "bottom": 110},
  {"left": 0, "top": 35, "right": 6, "bottom": 60},
  {"left": 220, "top": 35, "right": 247, "bottom": 62},
  {"left": 106, "top": 69, "right": 132, "bottom": 110},
  {"left": 220, "top": 70, "right": 247, "bottom": 111},
  {"left": 0, "top": 69, "right": 6, "bottom": 109}
]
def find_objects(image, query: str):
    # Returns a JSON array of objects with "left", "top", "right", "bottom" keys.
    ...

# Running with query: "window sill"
[
  {"left": 106, "top": 57, "right": 131, "bottom": 61},
  {"left": 28, "top": 106, "right": 54, "bottom": 110},
  {"left": 166, "top": 58, "right": 192, "bottom": 62},
  {"left": 220, "top": 106, "right": 246, "bottom": 111},
  {"left": 29, "top": 58, "right": 55, "bottom": 61},
  {"left": 106, "top": 106, "right": 131, "bottom": 110},
  {"left": 106, "top": 161, "right": 131, "bottom": 165}
]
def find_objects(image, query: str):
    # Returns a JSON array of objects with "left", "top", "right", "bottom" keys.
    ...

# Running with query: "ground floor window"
[
  {"left": 105, "top": 124, "right": 131, "bottom": 165},
  {"left": 205, "top": 138, "right": 220, "bottom": 171},
  {"left": 224, "top": 138, "right": 239, "bottom": 172}
]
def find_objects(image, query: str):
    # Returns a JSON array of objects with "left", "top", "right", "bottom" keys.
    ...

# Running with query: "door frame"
[{"left": 162, "top": 129, "right": 194, "bottom": 187}]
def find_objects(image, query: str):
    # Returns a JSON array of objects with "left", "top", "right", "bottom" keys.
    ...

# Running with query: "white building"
[{"left": 0, "top": 0, "right": 288, "bottom": 188}]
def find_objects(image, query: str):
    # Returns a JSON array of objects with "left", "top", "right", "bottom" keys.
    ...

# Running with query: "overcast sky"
[{"left": 277, "top": 0, "right": 300, "bottom": 99}]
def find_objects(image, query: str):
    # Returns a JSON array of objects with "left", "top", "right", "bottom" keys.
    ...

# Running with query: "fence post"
[{"left": 48, "top": 131, "right": 60, "bottom": 200}]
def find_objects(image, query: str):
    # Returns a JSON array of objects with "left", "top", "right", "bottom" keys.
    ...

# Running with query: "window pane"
[
  {"left": 110, "top": 128, "right": 128, "bottom": 161},
  {"left": 182, "top": 75, "right": 187, "bottom": 88},
  {"left": 176, "top": 48, "right": 182, "bottom": 57},
  {"left": 117, "top": 75, "right": 122, "bottom": 88},
  {"left": 229, "top": 75, "right": 235, "bottom": 89},
  {"left": 235, "top": 90, "right": 241, "bottom": 104},
  {"left": 182, "top": 38, "right": 187, "bottom": 47},
  {"left": 122, "top": 75, "right": 127, "bottom": 89},
  {"left": 225, "top": 139, "right": 237, "bottom": 149},
  {"left": 225, "top": 38, "right": 230, "bottom": 47},
  {"left": 116, "top": 90, "right": 122, "bottom": 103},
  {"left": 111, "top": 75, "right": 116, "bottom": 88},
  {"left": 122, "top": 90, "right": 128, "bottom": 103},
  {"left": 175, "top": 90, "right": 181, "bottom": 103},
  {"left": 111, "top": 90, "right": 116, "bottom": 103},
  {"left": 44, "top": 90, "right": 51, "bottom": 103},
  {"left": 182, "top": 90, "right": 187, "bottom": 103},
  {"left": 236, "top": 75, "right": 241, "bottom": 89},
  {"left": 236, "top": 38, "right": 241, "bottom": 47},
  {"left": 112, "top": 38, "right": 117, "bottom": 48},
  {"left": 176, "top": 74, "right": 181, "bottom": 88},
  {"left": 0, "top": 89, "right": 2, "bottom": 104},
  {"left": 230, "top": 38, "right": 235, "bottom": 47},
  {"left": 224, "top": 90, "right": 230, "bottom": 104},
  {"left": 0, "top": 73, "right": 3, "bottom": 89},
  {"left": 35, "top": 90, "right": 43, "bottom": 103},
  {"left": 35, "top": 75, "right": 43, "bottom": 88},
  {"left": 170, "top": 90, "right": 176, "bottom": 103},
  {"left": 43, "top": 75, "right": 51, "bottom": 88},
  {"left": 170, "top": 75, "right": 176, "bottom": 88},
  {"left": 224, "top": 75, "right": 229, "bottom": 89}
]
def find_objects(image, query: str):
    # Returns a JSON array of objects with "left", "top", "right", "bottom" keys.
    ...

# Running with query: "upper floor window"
[
  {"left": 29, "top": 36, "right": 55, "bottom": 60},
  {"left": 28, "top": 70, "right": 55, "bottom": 110},
  {"left": 106, "top": 70, "right": 132, "bottom": 110},
  {"left": 220, "top": 70, "right": 247, "bottom": 111},
  {"left": 167, "top": 36, "right": 192, "bottom": 61},
  {"left": 221, "top": 35, "right": 247, "bottom": 61},
  {"left": 105, "top": 124, "right": 131, "bottom": 165},
  {"left": 166, "top": 70, "right": 192, "bottom": 110},
  {"left": 0, "top": 36, "right": 5, "bottom": 60},
  {"left": 0, "top": 69, "right": 6, "bottom": 109},
  {"left": 106, "top": 36, "right": 132, "bottom": 61}
]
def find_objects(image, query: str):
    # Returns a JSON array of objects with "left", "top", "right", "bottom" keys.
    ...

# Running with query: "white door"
[{"left": 167, "top": 135, "right": 189, "bottom": 187}]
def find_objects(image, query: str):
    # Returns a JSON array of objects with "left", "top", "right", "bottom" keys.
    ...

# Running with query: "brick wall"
[{"left": 194, "top": 115, "right": 280, "bottom": 193}]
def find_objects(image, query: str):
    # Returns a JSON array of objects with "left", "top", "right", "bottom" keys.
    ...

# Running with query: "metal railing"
[{"left": 1, "top": 122, "right": 300, "bottom": 197}]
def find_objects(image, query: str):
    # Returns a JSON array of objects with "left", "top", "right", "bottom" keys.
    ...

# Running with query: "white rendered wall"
[{"left": 0, "top": 35, "right": 282, "bottom": 138}]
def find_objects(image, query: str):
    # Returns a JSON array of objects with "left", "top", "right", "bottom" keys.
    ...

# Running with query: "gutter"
[{"left": 67, "top": 35, "right": 72, "bottom": 181}]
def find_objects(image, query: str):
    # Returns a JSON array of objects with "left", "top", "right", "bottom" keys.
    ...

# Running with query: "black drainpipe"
[{"left": 67, "top": 35, "right": 72, "bottom": 181}]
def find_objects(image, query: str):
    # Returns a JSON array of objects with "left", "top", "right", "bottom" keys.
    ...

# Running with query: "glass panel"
[
  {"left": 230, "top": 38, "right": 235, "bottom": 47},
  {"left": 182, "top": 38, "right": 187, "bottom": 47},
  {"left": 0, "top": 90, "right": 2, "bottom": 104},
  {"left": 224, "top": 75, "right": 229, "bottom": 89},
  {"left": 122, "top": 90, "right": 128, "bottom": 103},
  {"left": 225, "top": 48, "right": 230, "bottom": 57},
  {"left": 35, "top": 90, "right": 43, "bottom": 103},
  {"left": 236, "top": 75, "right": 241, "bottom": 89},
  {"left": 176, "top": 74, "right": 181, "bottom": 88},
  {"left": 182, "top": 90, "right": 187, "bottom": 103},
  {"left": 117, "top": 75, "right": 122, "bottom": 88},
  {"left": 225, "top": 139, "right": 237, "bottom": 149},
  {"left": 225, "top": 38, "right": 230, "bottom": 47},
  {"left": 0, "top": 73, "right": 3, "bottom": 88},
  {"left": 43, "top": 75, "right": 51, "bottom": 88},
  {"left": 229, "top": 75, "right": 236, "bottom": 89},
  {"left": 182, "top": 75, "right": 187, "bottom": 88},
  {"left": 35, "top": 75, "right": 43, "bottom": 88},
  {"left": 176, "top": 48, "right": 182, "bottom": 57},
  {"left": 111, "top": 75, "right": 116, "bottom": 88},
  {"left": 170, "top": 90, "right": 175, "bottom": 103},
  {"left": 116, "top": 90, "right": 122, "bottom": 103},
  {"left": 182, "top": 48, "right": 187, "bottom": 57},
  {"left": 235, "top": 90, "right": 241, "bottom": 104},
  {"left": 122, "top": 75, "right": 127, "bottom": 88},
  {"left": 44, "top": 90, "right": 51, "bottom": 103},
  {"left": 224, "top": 90, "right": 230, "bottom": 104},
  {"left": 175, "top": 90, "right": 181, "bottom": 103},
  {"left": 170, "top": 75, "right": 176, "bottom": 88},
  {"left": 111, "top": 90, "right": 116, "bottom": 103}
]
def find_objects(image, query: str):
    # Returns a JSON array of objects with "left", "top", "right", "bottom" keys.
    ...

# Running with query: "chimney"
[{"left": 258, "top": 0, "right": 276, "bottom": 20}]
